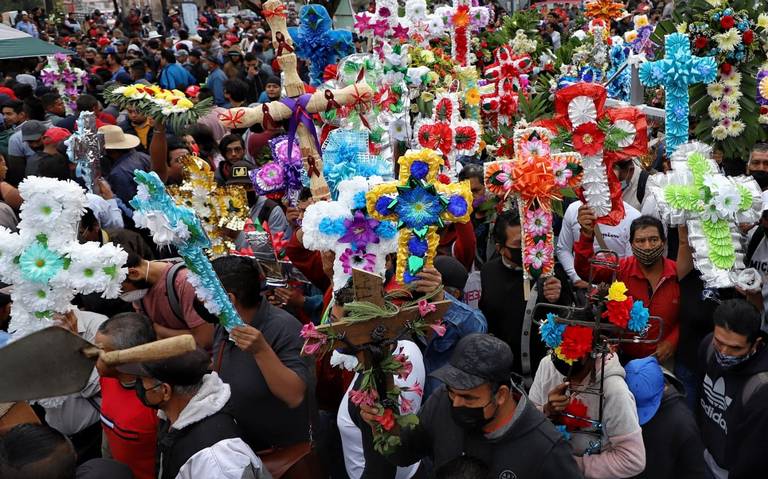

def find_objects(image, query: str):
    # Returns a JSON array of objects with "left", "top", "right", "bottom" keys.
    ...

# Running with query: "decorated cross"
[
  {"left": 365, "top": 149, "right": 473, "bottom": 284},
  {"left": 481, "top": 46, "right": 533, "bottom": 128},
  {"left": 639, "top": 33, "right": 717, "bottom": 156},
  {"left": 301, "top": 176, "right": 399, "bottom": 290},
  {"left": 130, "top": 171, "right": 244, "bottom": 331},
  {"left": 249, "top": 135, "right": 306, "bottom": 207},
  {"left": 167, "top": 155, "right": 249, "bottom": 258},
  {"left": 65, "top": 112, "right": 104, "bottom": 194},
  {"left": 484, "top": 127, "right": 583, "bottom": 282},
  {"left": 299, "top": 267, "right": 451, "bottom": 454},
  {"left": 0, "top": 177, "right": 127, "bottom": 338},
  {"left": 436, "top": 0, "right": 492, "bottom": 67},
  {"left": 648, "top": 142, "right": 761, "bottom": 288},
  {"left": 322, "top": 129, "right": 393, "bottom": 200},
  {"left": 539, "top": 83, "right": 648, "bottom": 226},
  {"left": 415, "top": 93, "right": 481, "bottom": 170},
  {"left": 220, "top": 0, "right": 373, "bottom": 201},
  {"left": 353, "top": 0, "right": 409, "bottom": 45},
  {"left": 584, "top": 0, "right": 627, "bottom": 23},
  {"left": 288, "top": 3, "right": 354, "bottom": 86}
]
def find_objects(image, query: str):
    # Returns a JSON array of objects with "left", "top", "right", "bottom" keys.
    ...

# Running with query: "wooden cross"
[
  {"left": 647, "top": 142, "right": 761, "bottom": 288},
  {"left": 365, "top": 148, "right": 473, "bottom": 284},
  {"left": 65, "top": 112, "right": 104, "bottom": 194},
  {"left": 219, "top": 0, "right": 373, "bottom": 202},
  {"left": 484, "top": 127, "right": 582, "bottom": 282},
  {"left": 415, "top": 92, "right": 481, "bottom": 170},
  {"left": 539, "top": 83, "right": 648, "bottom": 226},
  {"left": 436, "top": 0, "right": 491, "bottom": 67},
  {"left": 130, "top": 171, "right": 244, "bottom": 331},
  {"left": 639, "top": 33, "right": 717, "bottom": 156},
  {"left": 481, "top": 46, "right": 533, "bottom": 128},
  {"left": 167, "top": 155, "right": 249, "bottom": 258}
]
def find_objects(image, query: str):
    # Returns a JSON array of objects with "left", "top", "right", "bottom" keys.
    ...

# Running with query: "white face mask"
[{"left": 120, "top": 289, "right": 149, "bottom": 303}]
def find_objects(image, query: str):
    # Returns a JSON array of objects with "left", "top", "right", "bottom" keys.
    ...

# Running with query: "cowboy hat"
[{"left": 99, "top": 125, "right": 140, "bottom": 150}]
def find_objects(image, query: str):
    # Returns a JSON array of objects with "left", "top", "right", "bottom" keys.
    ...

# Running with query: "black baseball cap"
[
  {"left": 431, "top": 334, "right": 513, "bottom": 390},
  {"left": 226, "top": 160, "right": 253, "bottom": 186},
  {"left": 118, "top": 348, "right": 210, "bottom": 386}
]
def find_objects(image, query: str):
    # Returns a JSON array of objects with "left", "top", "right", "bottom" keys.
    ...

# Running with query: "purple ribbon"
[{"left": 281, "top": 94, "right": 323, "bottom": 166}]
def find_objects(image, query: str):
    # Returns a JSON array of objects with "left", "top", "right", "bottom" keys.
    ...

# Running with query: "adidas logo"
[{"left": 703, "top": 375, "right": 732, "bottom": 411}]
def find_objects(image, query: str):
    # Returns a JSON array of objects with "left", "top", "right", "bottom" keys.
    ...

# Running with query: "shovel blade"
[{"left": 0, "top": 327, "right": 96, "bottom": 402}]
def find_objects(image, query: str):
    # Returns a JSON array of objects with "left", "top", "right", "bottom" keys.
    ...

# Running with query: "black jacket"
[
  {"left": 631, "top": 375, "right": 704, "bottom": 479},
  {"left": 386, "top": 386, "right": 583, "bottom": 478},
  {"left": 698, "top": 334, "right": 768, "bottom": 478}
]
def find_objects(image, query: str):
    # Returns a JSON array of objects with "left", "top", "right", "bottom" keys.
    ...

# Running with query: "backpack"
[{"left": 139, "top": 259, "right": 186, "bottom": 322}]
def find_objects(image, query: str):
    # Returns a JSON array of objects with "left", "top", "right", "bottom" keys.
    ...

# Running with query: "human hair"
[
  {"left": 211, "top": 256, "right": 263, "bottom": 309},
  {"left": 79, "top": 207, "right": 99, "bottom": 232},
  {"left": 172, "top": 382, "right": 202, "bottom": 396},
  {"left": 492, "top": 209, "right": 521, "bottom": 245},
  {"left": 1, "top": 99, "right": 23, "bottom": 113},
  {"left": 36, "top": 153, "right": 69, "bottom": 180},
  {"left": 224, "top": 79, "right": 249, "bottom": 103},
  {"left": 244, "top": 52, "right": 257, "bottom": 62},
  {"left": 298, "top": 186, "right": 312, "bottom": 202},
  {"left": 125, "top": 251, "right": 144, "bottom": 268},
  {"left": 76, "top": 94, "right": 99, "bottom": 113},
  {"left": 161, "top": 49, "right": 177, "bottom": 64},
  {"left": 147, "top": 38, "right": 160, "bottom": 50},
  {"left": 97, "top": 312, "right": 157, "bottom": 350},
  {"left": 713, "top": 299, "right": 763, "bottom": 344},
  {"left": 184, "top": 123, "right": 216, "bottom": 157},
  {"left": 751, "top": 143, "right": 768, "bottom": 158},
  {"left": 629, "top": 215, "right": 666, "bottom": 243},
  {"left": 0, "top": 423, "right": 76, "bottom": 479},
  {"left": 40, "top": 92, "right": 61, "bottom": 109},
  {"left": 218, "top": 133, "right": 244, "bottom": 154},
  {"left": 11, "top": 83, "right": 32, "bottom": 101},
  {"left": 458, "top": 163, "right": 483, "bottom": 182},
  {"left": 433, "top": 455, "right": 489, "bottom": 479},
  {"left": 178, "top": 29, "right": 189, "bottom": 40},
  {"left": 23, "top": 97, "right": 45, "bottom": 121},
  {"left": 106, "top": 51, "right": 122, "bottom": 65}
]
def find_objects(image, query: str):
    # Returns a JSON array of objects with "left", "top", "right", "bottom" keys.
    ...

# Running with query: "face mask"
[
  {"left": 246, "top": 190, "right": 258, "bottom": 207},
  {"left": 472, "top": 194, "right": 487, "bottom": 209},
  {"left": 450, "top": 399, "right": 496, "bottom": 431},
  {"left": 632, "top": 244, "right": 664, "bottom": 266},
  {"left": 120, "top": 288, "right": 148, "bottom": 303},
  {"left": 135, "top": 380, "right": 164, "bottom": 409},
  {"left": 751, "top": 171, "right": 768, "bottom": 190},
  {"left": 501, "top": 247, "right": 523, "bottom": 270},
  {"left": 714, "top": 348, "right": 755, "bottom": 369}
]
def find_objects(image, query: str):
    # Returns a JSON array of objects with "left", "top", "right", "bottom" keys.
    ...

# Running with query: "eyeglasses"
[{"left": 225, "top": 146, "right": 243, "bottom": 154}]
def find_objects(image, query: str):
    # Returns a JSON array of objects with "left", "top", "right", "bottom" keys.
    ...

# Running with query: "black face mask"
[
  {"left": 135, "top": 380, "right": 164, "bottom": 409},
  {"left": 246, "top": 190, "right": 258, "bottom": 207},
  {"left": 450, "top": 399, "right": 496, "bottom": 431},
  {"left": 752, "top": 171, "right": 768, "bottom": 190}
]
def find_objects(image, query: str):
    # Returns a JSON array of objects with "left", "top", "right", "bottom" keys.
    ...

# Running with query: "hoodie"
[
  {"left": 386, "top": 384, "right": 583, "bottom": 478},
  {"left": 698, "top": 334, "right": 768, "bottom": 479},
  {"left": 529, "top": 354, "right": 645, "bottom": 479},
  {"left": 156, "top": 373, "right": 271, "bottom": 479}
]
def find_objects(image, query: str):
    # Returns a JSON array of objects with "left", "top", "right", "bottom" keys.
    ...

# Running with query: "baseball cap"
[
  {"left": 42, "top": 127, "right": 71, "bottom": 145},
  {"left": 226, "top": 160, "right": 253, "bottom": 186},
  {"left": 624, "top": 356, "right": 665, "bottom": 425},
  {"left": 431, "top": 334, "right": 513, "bottom": 390},
  {"left": 21, "top": 120, "right": 48, "bottom": 142},
  {"left": 434, "top": 256, "right": 468, "bottom": 292},
  {"left": 118, "top": 348, "right": 210, "bottom": 386},
  {"left": 127, "top": 44, "right": 142, "bottom": 54}
]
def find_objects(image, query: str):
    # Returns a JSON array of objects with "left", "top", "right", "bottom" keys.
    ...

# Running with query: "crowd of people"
[{"left": 0, "top": 1, "right": 766, "bottom": 479}]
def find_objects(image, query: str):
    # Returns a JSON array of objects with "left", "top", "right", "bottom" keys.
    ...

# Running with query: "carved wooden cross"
[{"left": 219, "top": 0, "right": 373, "bottom": 201}]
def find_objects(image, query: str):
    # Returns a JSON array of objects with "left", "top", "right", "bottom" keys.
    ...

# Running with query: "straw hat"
[{"left": 99, "top": 125, "right": 140, "bottom": 150}]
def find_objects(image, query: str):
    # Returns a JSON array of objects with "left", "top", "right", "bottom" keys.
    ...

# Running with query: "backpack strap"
[
  {"left": 165, "top": 262, "right": 187, "bottom": 323},
  {"left": 743, "top": 371, "right": 768, "bottom": 407},
  {"left": 745, "top": 225, "right": 765, "bottom": 266},
  {"left": 636, "top": 169, "right": 650, "bottom": 206}
]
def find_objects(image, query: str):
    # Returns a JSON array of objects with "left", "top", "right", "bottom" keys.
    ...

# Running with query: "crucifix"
[
  {"left": 167, "top": 155, "right": 249, "bottom": 258},
  {"left": 0, "top": 177, "right": 127, "bottom": 338},
  {"left": 639, "top": 32, "right": 717, "bottom": 156},
  {"left": 436, "top": 0, "right": 491, "bottom": 67},
  {"left": 484, "top": 126, "right": 582, "bottom": 283},
  {"left": 300, "top": 267, "right": 451, "bottom": 454},
  {"left": 301, "top": 175, "right": 399, "bottom": 291},
  {"left": 65, "top": 111, "right": 104, "bottom": 194},
  {"left": 219, "top": 0, "right": 374, "bottom": 202},
  {"left": 415, "top": 92, "right": 481, "bottom": 170},
  {"left": 647, "top": 142, "right": 761, "bottom": 288},
  {"left": 481, "top": 46, "right": 533, "bottom": 128},
  {"left": 539, "top": 83, "right": 648, "bottom": 226},
  {"left": 365, "top": 148, "right": 473, "bottom": 284},
  {"left": 130, "top": 171, "right": 244, "bottom": 331},
  {"left": 288, "top": 3, "right": 354, "bottom": 86}
]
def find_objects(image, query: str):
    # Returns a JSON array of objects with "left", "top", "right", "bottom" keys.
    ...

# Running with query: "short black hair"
[
  {"left": 211, "top": 256, "right": 263, "bottom": 309},
  {"left": 106, "top": 51, "right": 122, "bottom": 64},
  {"left": 36, "top": 153, "right": 69, "bottom": 180},
  {"left": 79, "top": 207, "right": 99, "bottom": 232},
  {"left": 161, "top": 49, "right": 177, "bottom": 64},
  {"left": 629, "top": 215, "right": 666, "bottom": 243},
  {"left": 244, "top": 52, "right": 257, "bottom": 62},
  {"left": 1, "top": 99, "right": 23, "bottom": 113},
  {"left": 713, "top": 299, "right": 763, "bottom": 344},
  {"left": 458, "top": 163, "right": 483, "bottom": 182},
  {"left": 23, "top": 97, "right": 45, "bottom": 121},
  {"left": 178, "top": 30, "right": 189, "bottom": 40},
  {"left": 76, "top": 94, "right": 99, "bottom": 113},
  {"left": 97, "top": 312, "right": 157, "bottom": 350},
  {"left": 224, "top": 78, "right": 249, "bottom": 103},
  {"left": 493, "top": 209, "right": 521, "bottom": 245},
  {"left": 40, "top": 92, "right": 61, "bottom": 109},
  {"left": 11, "top": 83, "right": 33, "bottom": 101},
  {"left": 218, "top": 133, "right": 244, "bottom": 154},
  {"left": 0, "top": 423, "right": 76, "bottom": 479}
]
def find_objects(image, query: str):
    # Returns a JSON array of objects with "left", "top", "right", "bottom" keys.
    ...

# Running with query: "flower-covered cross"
[
  {"left": 353, "top": 0, "right": 409, "bottom": 45},
  {"left": 435, "top": 0, "right": 492, "bottom": 67},
  {"left": 65, "top": 112, "right": 104, "bottom": 194},
  {"left": 639, "top": 33, "right": 717, "bottom": 156},
  {"left": 366, "top": 149, "right": 472, "bottom": 284},
  {"left": 288, "top": 3, "right": 354, "bottom": 86},
  {"left": 130, "top": 171, "right": 244, "bottom": 331},
  {"left": 484, "top": 127, "right": 582, "bottom": 281},
  {"left": 0, "top": 177, "right": 127, "bottom": 338},
  {"left": 167, "top": 155, "right": 249, "bottom": 258},
  {"left": 249, "top": 135, "right": 306, "bottom": 207},
  {"left": 648, "top": 142, "right": 761, "bottom": 288},
  {"left": 302, "top": 176, "right": 399, "bottom": 290},
  {"left": 481, "top": 46, "right": 533, "bottom": 128},
  {"left": 415, "top": 93, "right": 481, "bottom": 170},
  {"left": 540, "top": 83, "right": 648, "bottom": 226},
  {"left": 321, "top": 129, "right": 393, "bottom": 200}
]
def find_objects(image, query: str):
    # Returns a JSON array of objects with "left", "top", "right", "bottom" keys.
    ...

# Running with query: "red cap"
[
  {"left": 185, "top": 85, "right": 200, "bottom": 98},
  {"left": 42, "top": 127, "right": 71, "bottom": 145},
  {"left": 0, "top": 87, "right": 16, "bottom": 99},
  {"left": 97, "top": 37, "right": 110, "bottom": 47}
]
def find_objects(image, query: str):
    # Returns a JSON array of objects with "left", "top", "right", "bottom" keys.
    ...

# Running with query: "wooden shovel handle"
[{"left": 99, "top": 335, "right": 197, "bottom": 367}]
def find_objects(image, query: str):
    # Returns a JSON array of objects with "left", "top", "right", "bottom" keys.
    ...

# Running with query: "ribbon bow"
[
  {"left": 281, "top": 94, "right": 323, "bottom": 169},
  {"left": 263, "top": 4, "right": 287, "bottom": 19},
  {"left": 219, "top": 109, "right": 246, "bottom": 129}
]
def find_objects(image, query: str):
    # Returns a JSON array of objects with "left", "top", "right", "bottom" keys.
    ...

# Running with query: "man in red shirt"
[
  {"left": 574, "top": 205, "right": 680, "bottom": 361},
  {"left": 94, "top": 312, "right": 158, "bottom": 479}
]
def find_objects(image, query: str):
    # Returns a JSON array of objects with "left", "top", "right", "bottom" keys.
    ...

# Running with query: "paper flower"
[
  {"left": 628, "top": 300, "right": 650, "bottom": 332},
  {"left": 526, "top": 209, "right": 551, "bottom": 236},
  {"left": 559, "top": 326, "right": 594, "bottom": 361},
  {"left": 572, "top": 122, "right": 606, "bottom": 156},
  {"left": 603, "top": 296, "right": 633, "bottom": 328},
  {"left": 322, "top": 129, "right": 392, "bottom": 199},
  {"left": 562, "top": 398, "right": 593, "bottom": 430},
  {"left": 607, "top": 281, "right": 628, "bottom": 302},
  {"left": 288, "top": 4, "right": 354, "bottom": 86},
  {"left": 540, "top": 312, "right": 566, "bottom": 348},
  {"left": 340, "top": 211, "right": 381, "bottom": 251}
]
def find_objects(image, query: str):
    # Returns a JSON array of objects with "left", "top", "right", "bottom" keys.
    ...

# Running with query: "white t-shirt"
[
  {"left": 746, "top": 226, "right": 768, "bottom": 312},
  {"left": 556, "top": 200, "right": 641, "bottom": 283},
  {"left": 337, "top": 340, "right": 425, "bottom": 479}
]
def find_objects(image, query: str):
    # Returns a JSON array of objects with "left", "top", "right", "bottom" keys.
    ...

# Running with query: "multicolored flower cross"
[{"left": 415, "top": 93, "right": 481, "bottom": 170}]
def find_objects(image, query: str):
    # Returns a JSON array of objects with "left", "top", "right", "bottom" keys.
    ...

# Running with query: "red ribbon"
[
  {"left": 324, "top": 90, "right": 341, "bottom": 111},
  {"left": 306, "top": 156, "right": 321, "bottom": 177},
  {"left": 262, "top": 4, "right": 287, "bottom": 19},
  {"left": 218, "top": 109, "right": 246, "bottom": 129},
  {"left": 262, "top": 104, "right": 277, "bottom": 130},
  {"left": 275, "top": 32, "right": 295, "bottom": 57}
]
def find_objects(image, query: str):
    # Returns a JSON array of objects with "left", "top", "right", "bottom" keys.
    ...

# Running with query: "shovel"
[{"left": 0, "top": 326, "right": 197, "bottom": 402}]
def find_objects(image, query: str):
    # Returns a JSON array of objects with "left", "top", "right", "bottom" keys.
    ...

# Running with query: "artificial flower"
[
  {"left": 524, "top": 240, "right": 552, "bottom": 270},
  {"left": 743, "top": 29, "right": 754, "bottom": 44},
  {"left": 635, "top": 15, "right": 649, "bottom": 28},
  {"left": 572, "top": 122, "right": 606, "bottom": 156},
  {"left": 712, "top": 183, "right": 743, "bottom": 218},
  {"left": 759, "top": 13, "right": 768, "bottom": 29},
  {"left": 428, "top": 319, "right": 447, "bottom": 336},
  {"left": 18, "top": 242, "right": 64, "bottom": 284},
  {"left": 552, "top": 159, "right": 574, "bottom": 186},
  {"left": 525, "top": 208, "right": 551, "bottom": 237},
  {"left": 708, "top": 100, "right": 728, "bottom": 121},
  {"left": 375, "top": 408, "right": 397, "bottom": 431},
  {"left": 540, "top": 312, "right": 566, "bottom": 349},
  {"left": 520, "top": 137, "right": 550, "bottom": 159},
  {"left": 694, "top": 35, "right": 709, "bottom": 50},
  {"left": 559, "top": 325, "right": 594, "bottom": 361},
  {"left": 714, "top": 29, "right": 741, "bottom": 52},
  {"left": 340, "top": 211, "right": 380, "bottom": 251},
  {"left": 628, "top": 300, "right": 650, "bottom": 332},
  {"left": 339, "top": 248, "right": 377, "bottom": 274},
  {"left": 561, "top": 398, "right": 592, "bottom": 430},
  {"left": 394, "top": 184, "right": 446, "bottom": 230},
  {"left": 393, "top": 352, "right": 413, "bottom": 380},
  {"left": 390, "top": 118, "right": 409, "bottom": 141},
  {"left": 624, "top": 30, "right": 638, "bottom": 43},
  {"left": 603, "top": 297, "right": 633, "bottom": 328},
  {"left": 607, "top": 281, "right": 628, "bottom": 301},
  {"left": 720, "top": 15, "right": 735, "bottom": 30},
  {"left": 465, "top": 87, "right": 481, "bottom": 106},
  {"left": 350, "top": 388, "right": 378, "bottom": 407},
  {"left": 722, "top": 70, "right": 742, "bottom": 87},
  {"left": 727, "top": 119, "right": 745, "bottom": 136}
]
